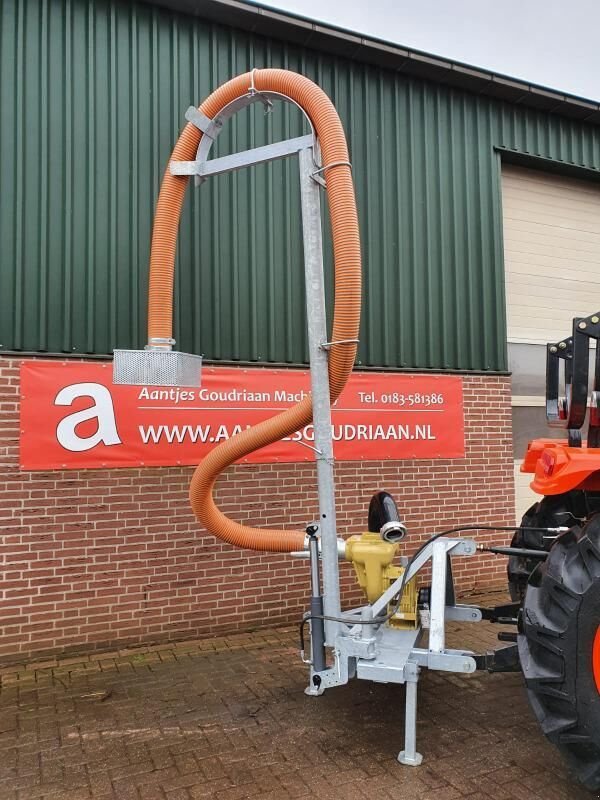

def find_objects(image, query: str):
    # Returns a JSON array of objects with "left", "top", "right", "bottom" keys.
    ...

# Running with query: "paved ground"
[{"left": 0, "top": 592, "right": 598, "bottom": 800}]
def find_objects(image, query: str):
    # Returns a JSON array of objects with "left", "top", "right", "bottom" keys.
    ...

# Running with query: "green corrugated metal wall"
[{"left": 2, "top": 0, "right": 600, "bottom": 370}]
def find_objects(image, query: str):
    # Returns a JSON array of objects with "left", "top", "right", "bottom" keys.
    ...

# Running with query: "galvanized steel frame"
[
  {"left": 298, "top": 145, "right": 342, "bottom": 644},
  {"left": 123, "top": 90, "right": 488, "bottom": 771},
  {"left": 170, "top": 88, "right": 344, "bottom": 651}
]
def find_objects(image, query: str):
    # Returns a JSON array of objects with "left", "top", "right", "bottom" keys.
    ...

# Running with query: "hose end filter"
[{"left": 113, "top": 348, "right": 202, "bottom": 387}]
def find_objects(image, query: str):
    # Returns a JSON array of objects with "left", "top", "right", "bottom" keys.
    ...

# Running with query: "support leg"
[
  {"left": 398, "top": 671, "right": 423, "bottom": 766},
  {"left": 304, "top": 670, "right": 325, "bottom": 697}
]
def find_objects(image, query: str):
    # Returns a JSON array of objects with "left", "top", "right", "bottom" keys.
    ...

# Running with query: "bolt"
[
  {"left": 593, "top": 316, "right": 599, "bottom": 324},
  {"left": 559, "top": 342, "right": 567, "bottom": 349},
  {"left": 550, "top": 346, "right": 558, "bottom": 353},
  {"left": 464, "top": 661, "right": 471, "bottom": 671},
  {"left": 579, "top": 321, "right": 587, "bottom": 330}
]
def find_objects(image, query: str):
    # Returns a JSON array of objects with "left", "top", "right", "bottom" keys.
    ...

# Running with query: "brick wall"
[{"left": 0, "top": 356, "right": 514, "bottom": 664}]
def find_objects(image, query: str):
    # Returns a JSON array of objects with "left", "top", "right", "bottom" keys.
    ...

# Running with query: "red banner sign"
[{"left": 19, "top": 362, "right": 464, "bottom": 470}]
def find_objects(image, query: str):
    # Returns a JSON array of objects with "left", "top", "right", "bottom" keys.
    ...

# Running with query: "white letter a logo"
[{"left": 55, "top": 383, "right": 122, "bottom": 452}]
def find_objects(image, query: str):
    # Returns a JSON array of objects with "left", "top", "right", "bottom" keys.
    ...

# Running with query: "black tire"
[
  {"left": 508, "top": 492, "right": 584, "bottom": 602},
  {"left": 519, "top": 514, "right": 600, "bottom": 789}
]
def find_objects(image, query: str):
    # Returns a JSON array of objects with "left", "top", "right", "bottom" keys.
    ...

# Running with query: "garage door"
[{"left": 502, "top": 164, "right": 600, "bottom": 520}]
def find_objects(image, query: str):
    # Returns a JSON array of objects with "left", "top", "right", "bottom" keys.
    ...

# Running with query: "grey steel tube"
[
  {"left": 299, "top": 146, "right": 342, "bottom": 643},
  {"left": 308, "top": 531, "right": 326, "bottom": 672}
]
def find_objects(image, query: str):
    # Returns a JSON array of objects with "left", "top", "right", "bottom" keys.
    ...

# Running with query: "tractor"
[{"left": 510, "top": 312, "right": 600, "bottom": 789}]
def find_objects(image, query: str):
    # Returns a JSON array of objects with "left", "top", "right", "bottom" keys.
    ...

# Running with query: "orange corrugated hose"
[{"left": 147, "top": 69, "right": 361, "bottom": 552}]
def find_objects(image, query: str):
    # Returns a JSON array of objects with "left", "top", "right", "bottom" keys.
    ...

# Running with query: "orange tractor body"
[{"left": 521, "top": 439, "right": 600, "bottom": 494}]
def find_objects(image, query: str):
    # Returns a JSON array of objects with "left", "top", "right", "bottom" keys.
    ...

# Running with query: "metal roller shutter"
[{"left": 502, "top": 164, "right": 600, "bottom": 519}]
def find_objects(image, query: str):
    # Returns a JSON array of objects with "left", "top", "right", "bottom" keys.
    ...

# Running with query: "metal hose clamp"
[
  {"left": 248, "top": 68, "right": 273, "bottom": 111},
  {"left": 380, "top": 520, "right": 407, "bottom": 543},
  {"left": 146, "top": 337, "right": 176, "bottom": 351}
]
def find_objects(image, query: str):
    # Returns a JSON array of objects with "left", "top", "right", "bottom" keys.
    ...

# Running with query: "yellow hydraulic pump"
[{"left": 345, "top": 532, "right": 418, "bottom": 629}]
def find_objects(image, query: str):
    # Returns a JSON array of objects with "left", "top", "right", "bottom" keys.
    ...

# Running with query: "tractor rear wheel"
[
  {"left": 508, "top": 492, "right": 584, "bottom": 602},
  {"left": 519, "top": 514, "right": 600, "bottom": 789}
]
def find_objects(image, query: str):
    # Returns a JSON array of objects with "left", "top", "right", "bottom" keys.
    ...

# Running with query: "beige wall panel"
[{"left": 502, "top": 165, "right": 600, "bottom": 344}]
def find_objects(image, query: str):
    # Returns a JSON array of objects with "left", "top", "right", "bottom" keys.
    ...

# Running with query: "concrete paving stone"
[
  {"left": 414, "top": 787, "right": 464, "bottom": 800},
  {"left": 15, "top": 785, "right": 48, "bottom": 800},
  {"left": 278, "top": 773, "right": 310, "bottom": 797},
  {"left": 249, "top": 791, "right": 290, "bottom": 800},
  {"left": 193, "top": 755, "right": 225, "bottom": 781},
  {"left": 25, "top": 660, "right": 59, "bottom": 672},
  {"left": 165, "top": 790, "right": 192, "bottom": 800},
  {"left": 74, "top": 794, "right": 113, "bottom": 800},
  {"left": 149, "top": 747, "right": 176, "bottom": 771},
  {"left": 105, "top": 781, "right": 141, "bottom": 800},
  {"left": 211, "top": 786, "right": 256, "bottom": 800},
  {"left": 138, "top": 787, "right": 165, "bottom": 800},
  {"left": 173, "top": 752, "right": 200, "bottom": 775},
  {"left": 157, "top": 653, "right": 178, "bottom": 664},
  {"left": 87, "top": 771, "right": 113, "bottom": 796},
  {"left": 188, "top": 779, "right": 233, "bottom": 799},
  {"left": 37, "top": 788, "right": 92, "bottom": 800},
  {"left": 109, "top": 759, "right": 156, "bottom": 781}
]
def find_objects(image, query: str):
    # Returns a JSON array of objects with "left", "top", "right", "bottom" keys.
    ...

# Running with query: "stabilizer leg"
[{"left": 398, "top": 667, "right": 423, "bottom": 766}]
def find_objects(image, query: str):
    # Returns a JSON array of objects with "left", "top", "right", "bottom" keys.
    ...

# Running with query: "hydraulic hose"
[{"left": 147, "top": 69, "right": 361, "bottom": 552}]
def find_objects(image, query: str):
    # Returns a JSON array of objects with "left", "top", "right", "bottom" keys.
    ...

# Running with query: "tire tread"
[{"left": 520, "top": 517, "right": 600, "bottom": 790}]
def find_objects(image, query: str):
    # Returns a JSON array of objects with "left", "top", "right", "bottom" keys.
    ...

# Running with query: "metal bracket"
[
  {"left": 306, "top": 647, "right": 352, "bottom": 695},
  {"left": 320, "top": 338, "right": 360, "bottom": 351},
  {"left": 410, "top": 648, "right": 477, "bottom": 673},
  {"left": 291, "top": 439, "right": 323, "bottom": 456},
  {"left": 171, "top": 134, "right": 316, "bottom": 179},
  {"left": 247, "top": 68, "right": 274, "bottom": 111},
  {"left": 184, "top": 106, "right": 223, "bottom": 140},
  {"left": 479, "top": 601, "right": 520, "bottom": 624},
  {"left": 311, "top": 160, "right": 352, "bottom": 189},
  {"left": 474, "top": 644, "right": 521, "bottom": 673},
  {"left": 444, "top": 605, "right": 483, "bottom": 623},
  {"left": 175, "top": 91, "right": 319, "bottom": 186}
]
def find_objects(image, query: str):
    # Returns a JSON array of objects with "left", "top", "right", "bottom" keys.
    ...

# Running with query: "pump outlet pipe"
[
  {"left": 146, "top": 69, "right": 361, "bottom": 553},
  {"left": 368, "top": 491, "right": 407, "bottom": 543}
]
